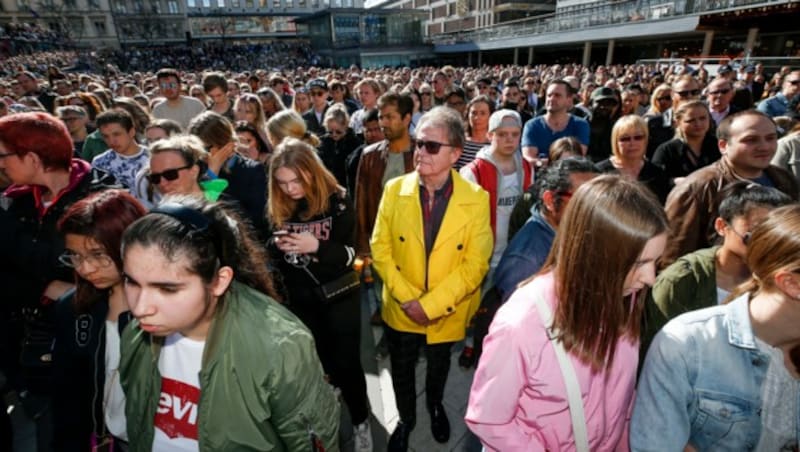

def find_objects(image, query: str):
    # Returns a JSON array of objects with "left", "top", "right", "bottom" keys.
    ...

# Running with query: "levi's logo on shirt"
[{"left": 155, "top": 377, "right": 200, "bottom": 440}]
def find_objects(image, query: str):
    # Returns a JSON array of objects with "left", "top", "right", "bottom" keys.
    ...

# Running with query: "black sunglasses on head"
[{"left": 147, "top": 164, "right": 192, "bottom": 184}]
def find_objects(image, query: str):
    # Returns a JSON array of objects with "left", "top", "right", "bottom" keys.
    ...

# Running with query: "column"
[
  {"left": 582, "top": 41, "right": 592, "bottom": 67},
  {"left": 468, "top": 52, "right": 472, "bottom": 66},
  {"left": 477, "top": 50, "right": 482, "bottom": 66},
  {"left": 605, "top": 39, "right": 615, "bottom": 66},
  {"left": 513, "top": 47, "right": 519, "bottom": 65},
  {"left": 528, "top": 46, "right": 534, "bottom": 65},
  {"left": 701, "top": 30, "right": 714, "bottom": 57},
  {"left": 744, "top": 27, "right": 759, "bottom": 58}
]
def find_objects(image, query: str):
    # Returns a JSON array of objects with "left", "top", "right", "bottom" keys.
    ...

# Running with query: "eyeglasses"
[
  {"left": 787, "top": 79, "right": 800, "bottom": 85},
  {"left": 415, "top": 139, "right": 454, "bottom": 154},
  {"left": 618, "top": 134, "right": 646, "bottom": 143},
  {"left": 159, "top": 82, "right": 179, "bottom": 89},
  {"left": 657, "top": 95, "right": 672, "bottom": 102},
  {"left": 146, "top": 164, "right": 193, "bottom": 184},
  {"left": 675, "top": 89, "right": 701, "bottom": 98},
  {"left": 707, "top": 88, "right": 731, "bottom": 96},
  {"left": 311, "top": 90, "right": 326, "bottom": 97},
  {"left": 58, "top": 251, "right": 113, "bottom": 269}
]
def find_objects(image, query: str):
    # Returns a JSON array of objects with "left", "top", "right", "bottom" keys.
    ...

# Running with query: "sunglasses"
[
  {"left": 707, "top": 88, "right": 731, "bottom": 96},
  {"left": 147, "top": 164, "right": 192, "bottom": 184},
  {"left": 788, "top": 79, "right": 800, "bottom": 86},
  {"left": 657, "top": 95, "right": 672, "bottom": 102},
  {"left": 415, "top": 139, "right": 454, "bottom": 154},
  {"left": 311, "top": 90, "right": 327, "bottom": 97},
  {"left": 618, "top": 134, "right": 646, "bottom": 143},
  {"left": 675, "top": 89, "right": 701, "bottom": 98},
  {"left": 159, "top": 82, "right": 179, "bottom": 89}
]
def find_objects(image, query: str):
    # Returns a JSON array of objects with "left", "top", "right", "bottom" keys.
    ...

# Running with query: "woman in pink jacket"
[{"left": 465, "top": 175, "right": 668, "bottom": 451}]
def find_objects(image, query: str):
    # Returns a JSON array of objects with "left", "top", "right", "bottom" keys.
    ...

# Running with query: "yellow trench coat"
[{"left": 371, "top": 170, "right": 493, "bottom": 344}]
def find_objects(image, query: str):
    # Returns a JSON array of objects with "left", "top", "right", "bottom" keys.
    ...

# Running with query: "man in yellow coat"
[{"left": 371, "top": 106, "right": 493, "bottom": 452}]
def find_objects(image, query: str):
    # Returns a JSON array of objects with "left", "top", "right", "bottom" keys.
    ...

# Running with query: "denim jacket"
[{"left": 631, "top": 294, "right": 799, "bottom": 451}]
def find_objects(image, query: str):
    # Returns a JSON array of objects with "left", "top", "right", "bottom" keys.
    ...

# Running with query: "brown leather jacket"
[
  {"left": 354, "top": 139, "right": 415, "bottom": 256},
  {"left": 661, "top": 157, "right": 799, "bottom": 269}
]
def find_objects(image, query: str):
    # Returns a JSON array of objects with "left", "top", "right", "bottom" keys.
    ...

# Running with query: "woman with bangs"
[
  {"left": 266, "top": 138, "right": 373, "bottom": 452},
  {"left": 596, "top": 115, "right": 670, "bottom": 204},
  {"left": 52, "top": 190, "right": 146, "bottom": 451},
  {"left": 234, "top": 93, "right": 269, "bottom": 144},
  {"left": 466, "top": 175, "right": 668, "bottom": 451},
  {"left": 645, "top": 83, "right": 672, "bottom": 117},
  {"left": 633, "top": 204, "right": 800, "bottom": 451}
]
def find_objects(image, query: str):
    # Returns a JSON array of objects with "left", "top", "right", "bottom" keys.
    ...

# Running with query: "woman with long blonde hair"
[{"left": 266, "top": 138, "right": 373, "bottom": 452}]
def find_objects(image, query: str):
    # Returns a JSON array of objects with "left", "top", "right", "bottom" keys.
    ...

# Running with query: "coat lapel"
[
  {"left": 431, "top": 171, "right": 473, "bottom": 253},
  {"left": 397, "top": 173, "right": 425, "bottom": 245}
]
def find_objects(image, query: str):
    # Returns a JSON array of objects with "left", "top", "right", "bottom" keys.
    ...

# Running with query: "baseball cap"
[
  {"left": 591, "top": 87, "right": 618, "bottom": 103},
  {"left": 307, "top": 78, "right": 328, "bottom": 91},
  {"left": 488, "top": 109, "right": 522, "bottom": 132}
]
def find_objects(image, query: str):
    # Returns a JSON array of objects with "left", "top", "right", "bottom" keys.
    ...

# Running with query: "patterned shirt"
[{"left": 91, "top": 145, "right": 149, "bottom": 190}]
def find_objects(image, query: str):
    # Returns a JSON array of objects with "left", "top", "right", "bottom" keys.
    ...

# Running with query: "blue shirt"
[
  {"left": 493, "top": 209, "right": 555, "bottom": 302},
  {"left": 757, "top": 93, "right": 789, "bottom": 118},
  {"left": 521, "top": 114, "right": 590, "bottom": 157}
]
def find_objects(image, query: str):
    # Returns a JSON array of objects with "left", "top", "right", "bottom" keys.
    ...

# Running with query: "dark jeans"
[
  {"left": 384, "top": 326, "right": 454, "bottom": 427},
  {"left": 288, "top": 287, "right": 369, "bottom": 425}
]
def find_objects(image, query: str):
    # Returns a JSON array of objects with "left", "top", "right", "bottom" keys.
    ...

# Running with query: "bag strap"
[{"left": 533, "top": 295, "right": 590, "bottom": 452}]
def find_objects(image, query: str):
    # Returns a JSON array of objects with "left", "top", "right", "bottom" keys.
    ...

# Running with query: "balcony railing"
[{"left": 430, "top": 0, "right": 794, "bottom": 44}]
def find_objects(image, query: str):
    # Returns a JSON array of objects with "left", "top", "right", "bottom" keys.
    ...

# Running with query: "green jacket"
[
  {"left": 642, "top": 246, "right": 719, "bottom": 358},
  {"left": 120, "top": 282, "right": 340, "bottom": 451}
]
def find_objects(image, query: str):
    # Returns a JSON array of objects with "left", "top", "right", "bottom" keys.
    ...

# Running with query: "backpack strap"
[{"left": 533, "top": 295, "right": 590, "bottom": 452}]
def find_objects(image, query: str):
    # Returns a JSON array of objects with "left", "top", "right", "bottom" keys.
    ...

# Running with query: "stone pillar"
[
  {"left": 701, "top": 30, "right": 715, "bottom": 57},
  {"left": 477, "top": 50, "right": 482, "bottom": 66},
  {"left": 528, "top": 46, "right": 534, "bottom": 65},
  {"left": 744, "top": 27, "right": 759, "bottom": 58},
  {"left": 513, "top": 47, "right": 519, "bottom": 65},
  {"left": 582, "top": 41, "right": 592, "bottom": 67},
  {"left": 468, "top": 52, "right": 472, "bottom": 67},
  {"left": 605, "top": 39, "right": 615, "bottom": 66}
]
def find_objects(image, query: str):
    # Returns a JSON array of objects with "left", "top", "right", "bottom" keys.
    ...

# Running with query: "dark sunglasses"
[
  {"left": 788, "top": 79, "right": 800, "bottom": 86},
  {"left": 311, "top": 90, "right": 327, "bottom": 97},
  {"left": 676, "top": 89, "right": 701, "bottom": 98},
  {"left": 147, "top": 164, "right": 192, "bottom": 184},
  {"left": 415, "top": 139, "right": 453, "bottom": 154},
  {"left": 618, "top": 134, "right": 646, "bottom": 143},
  {"left": 657, "top": 95, "right": 672, "bottom": 102}
]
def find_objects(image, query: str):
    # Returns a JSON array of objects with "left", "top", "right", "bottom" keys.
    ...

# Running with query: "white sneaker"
[{"left": 353, "top": 420, "right": 373, "bottom": 452}]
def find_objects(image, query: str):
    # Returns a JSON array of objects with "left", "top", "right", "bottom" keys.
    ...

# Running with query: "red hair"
[{"left": 0, "top": 112, "right": 72, "bottom": 170}]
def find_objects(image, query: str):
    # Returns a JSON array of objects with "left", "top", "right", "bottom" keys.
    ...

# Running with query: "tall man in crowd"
[
  {"left": 706, "top": 77, "right": 740, "bottom": 127},
  {"left": 521, "top": 79, "right": 589, "bottom": 164},
  {"left": 151, "top": 68, "right": 206, "bottom": 129},
  {"left": 371, "top": 107, "right": 492, "bottom": 451},
  {"left": 757, "top": 70, "right": 800, "bottom": 118},
  {"left": 661, "top": 110, "right": 799, "bottom": 269}
]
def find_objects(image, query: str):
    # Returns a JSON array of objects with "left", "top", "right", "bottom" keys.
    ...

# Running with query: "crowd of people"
[{"left": 0, "top": 53, "right": 800, "bottom": 452}]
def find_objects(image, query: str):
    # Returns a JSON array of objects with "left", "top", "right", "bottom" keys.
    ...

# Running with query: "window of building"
[
  {"left": 231, "top": 0, "right": 240, "bottom": 6},
  {"left": 245, "top": 0, "right": 254, "bottom": 7},
  {"left": 94, "top": 20, "right": 106, "bottom": 34},
  {"left": 203, "top": 0, "right": 211, "bottom": 7},
  {"left": 167, "top": 0, "right": 178, "bottom": 12},
  {"left": 114, "top": 0, "right": 126, "bottom": 13},
  {"left": 188, "top": 0, "right": 196, "bottom": 7}
]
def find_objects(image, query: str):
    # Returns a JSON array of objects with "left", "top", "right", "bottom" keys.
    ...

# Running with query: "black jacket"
[
  {"left": 302, "top": 105, "right": 330, "bottom": 137},
  {"left": 52, "top": 289, "right": 132, "bottom": 452},
  {"left": 317, "top": 129, "right": 363, "bottom": 189},
  {"left": 269, "top": 192, "right": 356, "bottom": 303},
  {"left": 218, "top": 154, "right": 268, "bottom": 236},
  {"left": 0, "top": 160, "right": 117, "bottom": 391}
]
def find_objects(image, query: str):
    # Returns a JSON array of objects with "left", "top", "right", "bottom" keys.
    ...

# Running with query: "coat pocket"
[{"left": 690, "top": 391, "right": 756, "bottom": 451}]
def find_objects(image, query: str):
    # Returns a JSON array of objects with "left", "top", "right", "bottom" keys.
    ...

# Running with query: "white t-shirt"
[
  {"left": 104, "top": 320, "right": 127, "bottom": 440},
  {"left": 755, "top": 337, "right": 799, "bottom": 452},
  {"left": 151, "top": 96, "right": 207, "bottom": 130},
  {"left": 492, "top": 173, "right": 521, "bottom": 269},
  {"left": 152, "top": 333, "right": 206, "bottom": 452}
]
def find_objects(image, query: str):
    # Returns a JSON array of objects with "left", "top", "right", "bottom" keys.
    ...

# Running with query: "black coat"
[
  {"left": 317, "top": 129, "right": 363, "bottom": 189},
  {"left": 52, "top": 290, "right": 132, "bottom": 452},
  {"left": 218, "top": 154, "right": 268, "bottom": 237},
  {"left": 0, "top": 161, "right": 117, "bottom": 391}
]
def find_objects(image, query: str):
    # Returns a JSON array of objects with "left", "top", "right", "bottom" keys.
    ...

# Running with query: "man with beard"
[
  {"left": 500, "top": 82, "right": 532, "bottom": 125},
  {"left": 151, "top": 68, "right": 206, "bottom": 129},
  {"left": 587, "top": 86, "right": 621, "bottom": 162}
]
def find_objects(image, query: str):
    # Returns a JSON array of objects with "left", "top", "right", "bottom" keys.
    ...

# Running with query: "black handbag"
[{"left": 303, "top": 268, "right": 361, "bottom": 304}]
